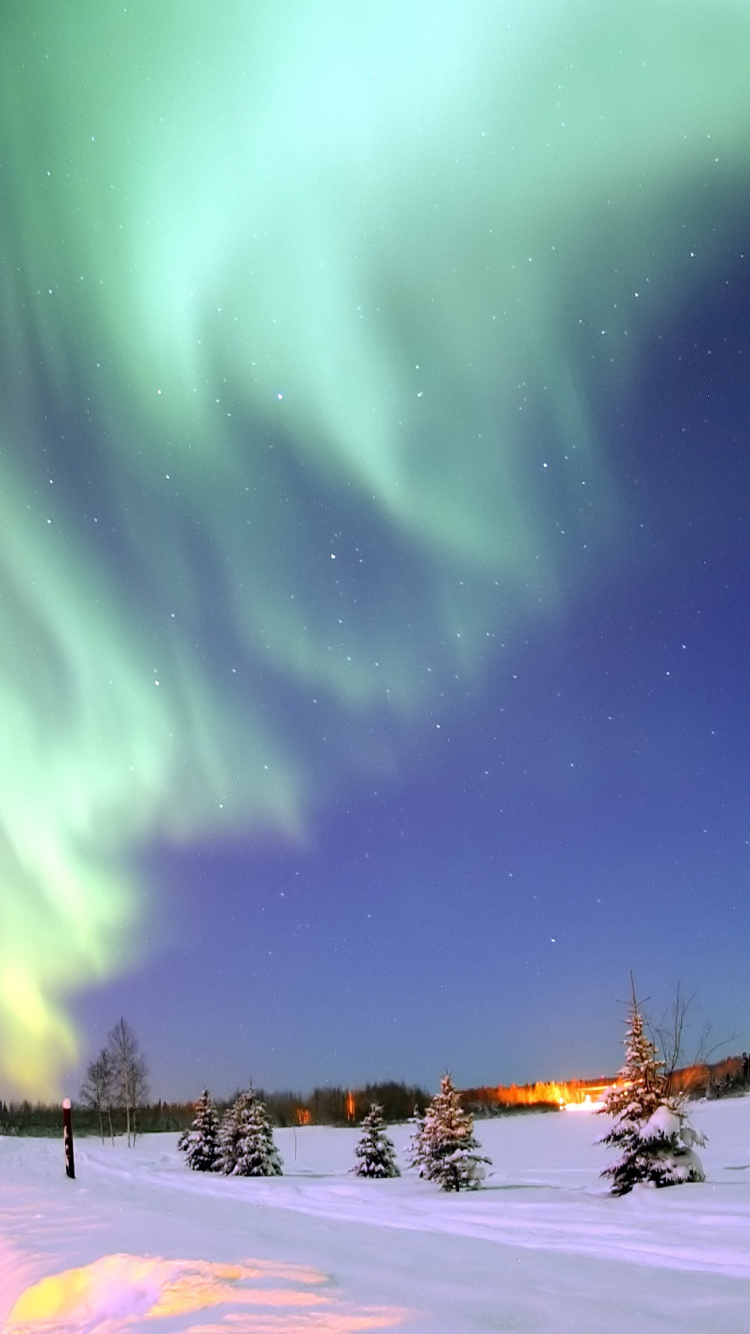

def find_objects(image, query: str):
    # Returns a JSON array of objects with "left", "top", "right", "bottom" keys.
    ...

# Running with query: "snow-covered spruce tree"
[
  {"left": 351, "top": 1103, "right": 400, "bottom": 1178},
  {"left": 179, "top": 1089, "right": 221, "bottom": 1172},
  {"left": 217, "top": 1088, "right": 283, "bottom": 1177},
  {"left": 598, "top": 986, "right": 706, "bottom": 1196},
  {"left": 216, "top": 1092, "right": 247, "bottom": 1173},
  {"left": 416, "top": 1074, "right": 490, "bottom": 1191},
  {"left": 404, "top": 1104, "right": 426, "bottom": 1173}
]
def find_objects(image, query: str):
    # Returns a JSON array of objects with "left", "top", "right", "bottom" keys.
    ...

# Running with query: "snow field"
[{"left": 2, "top": 1097, "right": 750, "bottom": 1332}]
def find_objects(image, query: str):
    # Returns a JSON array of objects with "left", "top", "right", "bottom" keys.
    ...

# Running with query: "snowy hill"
[{"left": 2, "top": 1097, "right": 749, "bottom": 1331}]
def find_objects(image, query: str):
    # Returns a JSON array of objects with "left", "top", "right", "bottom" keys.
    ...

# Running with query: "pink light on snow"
[{"left": 5, "top": 1252, "right": 404, "bottom": 1332}]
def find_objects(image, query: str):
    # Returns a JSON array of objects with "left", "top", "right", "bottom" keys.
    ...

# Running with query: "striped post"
[{"left": 62, "top": 1098, "right": 75, "bottom": 1179}]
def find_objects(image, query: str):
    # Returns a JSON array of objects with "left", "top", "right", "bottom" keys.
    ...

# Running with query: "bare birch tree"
[
  {"left": 80, "top": 1046, "right": 116, "bottom": 1144},
  {"left": 107, "top": 1017, "right": 149, "bottom": 1146}
]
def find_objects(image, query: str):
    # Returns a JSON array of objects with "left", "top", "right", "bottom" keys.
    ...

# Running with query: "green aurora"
[{"left": 2, "top": 0, "right": 750, "bottom": 1095}]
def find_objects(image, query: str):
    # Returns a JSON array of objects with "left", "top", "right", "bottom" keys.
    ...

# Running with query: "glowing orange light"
[{"left": 481, "top": 1077, "right": 620, "bottom": 1108}]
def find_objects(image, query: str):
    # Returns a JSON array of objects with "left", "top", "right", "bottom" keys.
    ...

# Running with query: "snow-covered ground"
[{"left": 2, "top": 1097, "right": 749, "bottom": 1332}]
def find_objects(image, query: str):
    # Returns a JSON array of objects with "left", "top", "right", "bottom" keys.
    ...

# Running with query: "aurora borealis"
[{"left": 2, "top": 1, "right": 750, "bottom": 1100}]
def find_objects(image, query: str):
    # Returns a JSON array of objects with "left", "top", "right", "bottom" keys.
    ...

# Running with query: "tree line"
[
  {"left": 3, "top": 991, "right": 747, "bottom": 1143},
  {"left": 0, "top": 1020, "right": 431, "bottom": 1138}
]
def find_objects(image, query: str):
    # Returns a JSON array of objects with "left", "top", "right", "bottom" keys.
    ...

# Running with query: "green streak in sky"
[{"left": 1, "top": 0, "right": 749, "bottom": 1094}]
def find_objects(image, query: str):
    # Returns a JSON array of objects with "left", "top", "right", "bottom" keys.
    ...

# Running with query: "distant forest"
[
  {"left": 3, "top": 1055, "right": 749, "bottom": 1138},
  {"left": 0, "top": 1081, "right": 430, "bottom": 1138}
]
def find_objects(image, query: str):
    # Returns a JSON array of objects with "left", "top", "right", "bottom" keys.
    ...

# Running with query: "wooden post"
[{"left": 62, "top": 1098, "right": 75, "bottom": 1179}]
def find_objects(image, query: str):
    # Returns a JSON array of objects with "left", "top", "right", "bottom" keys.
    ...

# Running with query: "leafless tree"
[
  {"left": 80, "top": 1046, "right": 116, "bottom": 1144},
  {"left": 107, "top": 1017, "right": 149, "bottom": 1146},
  {"left": 648, "top": 981, "right": 733, "bottom": 1097}
]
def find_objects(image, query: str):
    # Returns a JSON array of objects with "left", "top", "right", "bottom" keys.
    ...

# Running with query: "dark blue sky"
[
  {"left": 78, "top": 269, "right": 750, "bottom": 1096},
  {"left": 3, "top": 1, "right": 750, "bottom": 1101}
]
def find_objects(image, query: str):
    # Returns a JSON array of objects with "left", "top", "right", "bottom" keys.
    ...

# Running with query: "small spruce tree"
[
  {"left": 404, "top": 1104, "right": 425, "bottom": 1173},
  {"left": 416, "top": 1074, "right": 490, "bottom": 1191},
  {"left": 179, "top": 1089, "right": 221, "bottom": 1172},
  {"left": 599, "top": 983, "right": 706, "bottom": 1195},
  {"left": 218, "top": 1088, "right": 283, "bottom": 1177},
  {"left": 351, "top": 1103, "right": 400, "bottom": 1178},
  {"left": 216, "top": 1091, "right": 247, "bottom": 1173}
]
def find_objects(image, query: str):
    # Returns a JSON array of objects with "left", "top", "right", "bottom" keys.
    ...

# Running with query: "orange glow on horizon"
[
  {"left": 464, "top": 1077, "right": 619, "bottom": 1109},
  {"left": 474, "top": 1054, "right": 746, "bottom": 1109},
  {"left": 498, "top": 1078, "right": 613, "bottom": 1107}
]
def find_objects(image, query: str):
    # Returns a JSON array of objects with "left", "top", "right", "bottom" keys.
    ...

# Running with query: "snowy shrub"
[
  {"left": 217, "top": 1088, "right": 283, "bottom": 1176},
  {"left": 179, "top": 1089, "right": 221, "bottom": 1172},
  {"left": 599, "top": 989, "right": 706, "bottom": 1195},
  {"left": 351, "top": 1103, "right": 400, "bottom": 1178},
  {"left": 415, "top": 1073, "right": 491, "bottom": 1191}
]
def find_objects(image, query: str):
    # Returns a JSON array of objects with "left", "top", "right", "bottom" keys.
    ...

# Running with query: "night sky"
[{"left": 2, "top": 1, "right": 750, "bottom": 1102}]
